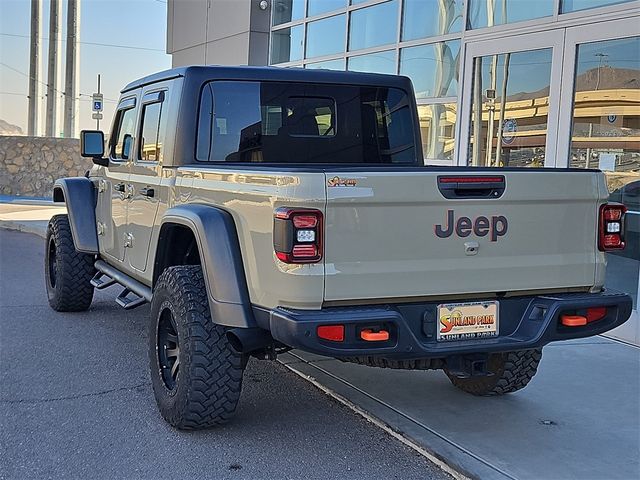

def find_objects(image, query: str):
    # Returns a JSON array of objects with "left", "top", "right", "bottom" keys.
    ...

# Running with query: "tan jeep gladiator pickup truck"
[{"left": 45, "top": 66, "right": 633, "bottom": 429}]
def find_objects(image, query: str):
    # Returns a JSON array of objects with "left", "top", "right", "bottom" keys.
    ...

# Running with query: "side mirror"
[{"left": 80, "top": 130, "right": 108, "bottom": 167}]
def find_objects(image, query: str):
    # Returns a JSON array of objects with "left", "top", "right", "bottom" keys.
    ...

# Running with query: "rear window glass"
[{"left": 196, "top": 81, "right": 416, "bottom": 164}]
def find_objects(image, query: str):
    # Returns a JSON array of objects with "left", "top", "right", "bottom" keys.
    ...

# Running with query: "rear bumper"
[{"left": 264, "top": 290, "right": 633, "bottom": 359}]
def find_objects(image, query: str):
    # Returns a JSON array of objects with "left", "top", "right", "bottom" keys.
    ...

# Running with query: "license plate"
[{"left": 437, "top": 301, "right": 499, "bottom": 341}]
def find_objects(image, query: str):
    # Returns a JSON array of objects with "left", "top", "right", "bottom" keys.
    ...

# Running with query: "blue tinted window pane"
[
  {"left": 418, "top": 104, "right": 457, "bottom": 161},
  {"left": 306, "top": 15, "right": 346, "bottom": 58},
  {"left": 570, "top": 36, "right": 640, "bottom": 190},
  {"left": 349, "top": 0, "right": 398, "bottom": 51},
  {"left": 348, "top": 50, "right": 396, "bottom": 74},
  {"left": 306, "top": 58, "right": 346, "bottom": 70},
  {"left": 468, "top": 0, "right": 554, "bottom": 28},
  {"left": 402, "top": 0, "right": 463, "bottom": 41},
  {"left": 562, "top": 0, "right": 633, "bottom": 12},
  {"left": 272, "top": 0, "right": 305, "bottom": 26},
  {"left": 271, "top": 25, "right": 304, "bottom": 64},
  {"left": 468, "top": 48, "right": 553, "bottom": 167},
  {"left": 400, "top": 40, "right": 460, "bottom": 98},
  {"left": 308, "top": 0, "right": 346, "bottom": 16}
]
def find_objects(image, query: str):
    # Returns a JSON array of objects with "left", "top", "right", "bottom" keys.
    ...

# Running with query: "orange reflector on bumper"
[
  {"left": 360, "top": 329, "right": 390, "bottom": 341},
  {"left": 561, "top": 315, "right": 587, "bottom": 327},
  {"left": 317, "top": 325, "right": 344, "bottom": 342}
]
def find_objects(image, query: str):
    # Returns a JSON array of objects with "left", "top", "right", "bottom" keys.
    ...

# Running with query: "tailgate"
[{"left": 323, "top": 170, "right": 603, "bottom": 302}]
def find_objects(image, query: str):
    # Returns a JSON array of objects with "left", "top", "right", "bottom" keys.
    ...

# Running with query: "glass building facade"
[{"left": 269, "top": 0, "right": 640, "bottom": 343}]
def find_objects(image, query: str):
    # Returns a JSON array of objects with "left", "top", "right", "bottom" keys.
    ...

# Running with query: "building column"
[
  {"left": 28, "top": 0, "right": 41, "bottom": 136},
  {"left": 63, "top": 0, "right": 80, "bottom": 138},
  {"left": 45, "top": 0, "right": 62, "bottom": 137}
]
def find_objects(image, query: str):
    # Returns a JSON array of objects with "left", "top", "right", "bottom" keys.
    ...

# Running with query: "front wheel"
[
  {"left": 149, "top": 265, "right": 246, "bottom": 429},
  {"left": 45, "top": 214, "right": 95, "bottom": 312},
  {"left": 444, "top": 349, "right": 542, "bottom": 396}
]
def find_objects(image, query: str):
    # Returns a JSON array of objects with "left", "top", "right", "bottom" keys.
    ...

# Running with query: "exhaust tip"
[
  {"left": 226, "top": 328, "right": 274, "bottom": 354},
  {"left": 226, "top": 331, "right": 243, "bottom": 352}
]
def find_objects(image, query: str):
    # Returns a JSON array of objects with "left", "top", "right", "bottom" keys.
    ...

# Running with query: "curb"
[
  {"left": 281, "top": 360, "right": 470, "bottom": 480},
  {"left": 0, "top": 221, "right": 47, "bottom": 238},
  {"left": 0, "top": 196, "right": 54, "bottom": 206}
]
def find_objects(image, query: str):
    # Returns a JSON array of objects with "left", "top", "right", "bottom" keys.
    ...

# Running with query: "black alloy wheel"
[
  {"left": 157, "top": 307, "right": 180, "bottom": 390},
  {"left": 47, "top": 236, "right": 58, "bottom": 289}
]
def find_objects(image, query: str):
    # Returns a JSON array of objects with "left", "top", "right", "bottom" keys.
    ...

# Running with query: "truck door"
[
  {"left": 96, "top": 96, "right": 137, "bottom": 264},
  {"left": 126, "top": 87, "right": 168, "bottom": 275}
]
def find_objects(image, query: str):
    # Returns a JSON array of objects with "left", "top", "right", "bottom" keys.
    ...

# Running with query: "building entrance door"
[
  {"left": 458, "top": 30, "right": 565, "bottom": 168},
  {"left": 559, "top": 17, "right": 640, "bottom": 345}
]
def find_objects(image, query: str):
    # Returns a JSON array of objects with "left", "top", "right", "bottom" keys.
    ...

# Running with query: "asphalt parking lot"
[{"left": 0, "top": 230, "right": 450, "bottom": 480}]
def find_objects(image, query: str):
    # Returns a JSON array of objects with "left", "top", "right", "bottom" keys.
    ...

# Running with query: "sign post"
[{"left": 92, "top": 74, "right": 103, "bottom": 129}]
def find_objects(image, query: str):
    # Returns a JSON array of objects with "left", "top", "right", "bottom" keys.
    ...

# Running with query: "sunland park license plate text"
[{"left": 438, "top": 302, "right": 499, "bottom": 341}]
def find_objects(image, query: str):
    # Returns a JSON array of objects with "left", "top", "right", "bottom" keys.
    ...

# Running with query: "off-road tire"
[
  {"left": 149, "top": 265, "right": 246, "bottom": 430},
  {"left": 444, "top": 349, "right": 542, "bottom": 396},
  {"left": 45, "top": 214, "right": 95, "bottom": 312}
]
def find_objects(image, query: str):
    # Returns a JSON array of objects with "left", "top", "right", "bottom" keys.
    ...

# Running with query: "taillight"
[
  {"left": 598, "top": 203, "right": 626, "bottom": 251},
  {"left": 586, "top": 307, "right": 607, "bottom": 323},
  {"left": 274, "top": 208, "right": 323, "bottom": 263},
  {"left": 317, "top": 325, "right": 344, "bottom": 342}
]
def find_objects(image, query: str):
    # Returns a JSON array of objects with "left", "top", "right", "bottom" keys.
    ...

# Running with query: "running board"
[
  {"left": 116, "top": 288, "right": 148, "bottom": 310},
  {"left": 90, "top": 272, "right": 116, "bottom": 290},
  {"left": 94, "top": 260, "right": 153, "bottom": 310}
]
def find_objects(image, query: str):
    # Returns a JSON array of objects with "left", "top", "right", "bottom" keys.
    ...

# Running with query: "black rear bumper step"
[{"left": 265, "top": 290, "right": 633, "bottom": 359}]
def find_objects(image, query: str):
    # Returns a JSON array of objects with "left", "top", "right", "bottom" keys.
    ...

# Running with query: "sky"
[{"left": 0, "top": 0, "right": 171, "bottom": 135}]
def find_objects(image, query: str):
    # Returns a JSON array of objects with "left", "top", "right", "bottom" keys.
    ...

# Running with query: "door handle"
[
  {"left": 140, "top": 187, "right": 155, "bottom": 198},
  {"left": 114, "top": 182, "right": 126, "bottom": 193}
]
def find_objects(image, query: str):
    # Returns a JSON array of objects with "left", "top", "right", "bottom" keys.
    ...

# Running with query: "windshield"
[{"left": 196, "top": 80, "right": 417, "bottom": 164}]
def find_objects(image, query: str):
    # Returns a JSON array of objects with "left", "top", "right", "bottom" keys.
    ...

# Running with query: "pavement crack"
[{"left": 1, "top": 382, "right": 150, "bottom": 405}]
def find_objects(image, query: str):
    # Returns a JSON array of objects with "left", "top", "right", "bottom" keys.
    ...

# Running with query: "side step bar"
[{"left": 93, "top": 260, "right": 153, "bottom": 310}]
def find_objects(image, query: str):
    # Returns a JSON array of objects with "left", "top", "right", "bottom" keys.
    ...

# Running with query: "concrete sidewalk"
[
  {"left": 2, "top": 199, "right": 639, "bottom": 480},
  {"left": 0, "top": 200, "right": 65, "bottom": 237},
  {"left": 281, "top": 342, "right": 639, "bottom": 480}
]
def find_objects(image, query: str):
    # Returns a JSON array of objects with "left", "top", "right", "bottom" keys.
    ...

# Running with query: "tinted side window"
[
  {"left": 197, "top": 84, "right": 214, "bottom": 161},
  {"left": 139, "top": 101, "right": 164, "bottom": 162},
  {"left": 365, "top": 89, "right": 415, "bottom": 163},
  {"left": 111, "top": 107, "right": 137, "bottom": 160}
]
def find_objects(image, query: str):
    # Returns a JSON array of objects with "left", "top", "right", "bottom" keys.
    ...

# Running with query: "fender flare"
[
  {"left": 52, "top": 177, "right": 99, "bottom": 254},
  {"left": 156, "top": 205, "right": 256, "bottom": 328}
]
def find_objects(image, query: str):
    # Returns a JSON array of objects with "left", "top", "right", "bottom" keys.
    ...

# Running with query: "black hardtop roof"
[{"left": 121, "top": 65, "right": 413, "bottom": 93}]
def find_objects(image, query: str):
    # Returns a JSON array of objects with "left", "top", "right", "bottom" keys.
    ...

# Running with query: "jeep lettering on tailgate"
[{"left": 434, "top": 210, "right": 508, "bottom": 241}]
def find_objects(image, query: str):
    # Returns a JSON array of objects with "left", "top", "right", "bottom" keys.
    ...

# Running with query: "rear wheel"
[
  {"left": 45, "top": 214, "right": 95, "bottom": 312},
  {"left": 444, "top": 349, "right": 542, "bottom": 396},
  {"left": 149, "top": 265, "right": 246, "bottom": 429}
]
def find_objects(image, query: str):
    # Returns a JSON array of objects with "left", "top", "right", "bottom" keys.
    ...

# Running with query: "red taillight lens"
[
  {"left": 603, "top": 234, "right": 622, "bottom": 248},
  {"left": 317, "top": 325, "right": 344, "bottom": 342},
  {"left": 603, "top": 208, "right": 622, "bottom": 222},
  {"left": 598, "top": 203, "right": 626, "bottom": 251},
  {"left": 586, "top": 307, "right": 607, "bottom": 323},
  {"left": 293, "top": 215, "right": 318, "bottom": 228},
  {"left": 292, "top": 244, "right": 318, "bottom": 258},
  {"left": 274, "top": 208, "right": 323, "bottom": 264}
]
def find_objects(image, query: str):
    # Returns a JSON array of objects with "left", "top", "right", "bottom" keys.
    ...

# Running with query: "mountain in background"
[
  {"left": 505, "top": 66, "right": 639, "bottom": 102},
  {"left": 0, "top": 119, "right": 24, "bottom": 136}
]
